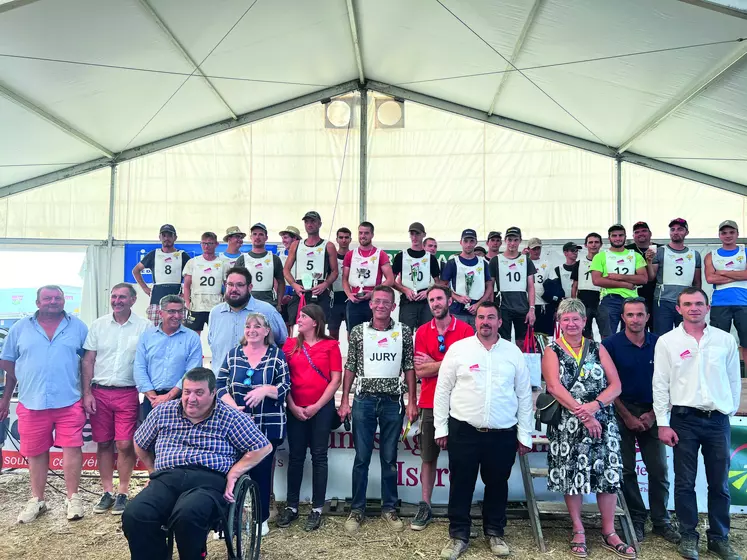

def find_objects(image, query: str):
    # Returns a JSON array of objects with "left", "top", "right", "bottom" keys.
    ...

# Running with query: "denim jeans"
[
  {"left": 285, "top": 400, "right": 335, "bottom": 509},
  {"left": 599, "top": 293, "right": 625, "bottom": 337},
  {"left": 654, "top": 299, "right": 682, "bottom": 335},
  {"left": 616, "top": 402, "right": 671, "bottom": 527},
  {"left": 351, "top": 393, "right": 404, "bottom": 513},
  {"left": 670, "top": 407, "right": 731, "bottom": 542}
]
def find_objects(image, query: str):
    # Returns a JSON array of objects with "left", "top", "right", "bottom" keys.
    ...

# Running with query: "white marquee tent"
[{"left": 0, "top": 0, "right": 746, "bottom": 247}]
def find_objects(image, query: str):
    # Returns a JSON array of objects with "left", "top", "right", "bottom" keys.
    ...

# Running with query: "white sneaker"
[
  {"left": 17, "top": 497, "right": 48, "bottom": 523},
  {"left": 261, "top": 520, "right": 270, "bottom": 536},
  {"left": 66, "top": 493, "right": 85, "bottom": 521}
]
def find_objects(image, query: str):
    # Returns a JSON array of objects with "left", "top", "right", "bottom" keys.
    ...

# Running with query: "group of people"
[{"left": 0, "top": 211, "right": 743, "bottom": 560}]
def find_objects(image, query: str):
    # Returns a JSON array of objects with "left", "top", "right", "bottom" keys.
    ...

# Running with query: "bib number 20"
[{"left": 199, "top": 276, "right": 216, "bottom": 287}]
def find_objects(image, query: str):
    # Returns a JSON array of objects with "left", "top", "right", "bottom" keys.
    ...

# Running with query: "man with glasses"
[
  {"left": 133, "top": 295, "right": 202, "bottom": 419},
  {"left": 207, "top": 267, "right": 287, "bottom": 377},
  {"left": 220, "top": 226, "right": 246, "bottom": 267},
  {"left": 337, "top": 285, "right": 418, "bottom": 535},
  {"left": 183, "top": 232, "right": 226, "bottom": 335},
  {"left": 410, "top": 285, "right": 473, "bottom": 532},
  {"left": 236, "top": 223, "right": 286, "bottom": 309},
  {"left": 132, "top": 224, "right": 191, "bottom": 327}
]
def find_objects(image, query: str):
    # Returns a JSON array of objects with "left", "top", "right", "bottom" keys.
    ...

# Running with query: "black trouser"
[
  {"left": 533, "top": 304, "right": 555, "bottom": 336},
  {"left": 447, "top": 418, "right": 517, "bottom": 542},
  {"left": 616, "top": 401, "right": 671, "bottom": 527},
  {"left": 398, "top": 298, "right": 432, "bottom": 331},
  {"left": 286, "top": 400, "right": 335, "bottom": 510},
  {"left": 122, "top": 466, "right": 227, "bottom": 560},
  {"left": 498, "top": 307, "right": 528, "bottom": 343},
  {"left": 583, "top": 302, "right": 601, "bottom": 339}
]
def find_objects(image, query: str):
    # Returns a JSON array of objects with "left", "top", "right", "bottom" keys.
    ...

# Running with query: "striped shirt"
[
  {"left": 217, "top": 344, "right": 290, "bottom": 441},
  {"left": 134, "top": 399, "right": 269, "bottom": 474}
]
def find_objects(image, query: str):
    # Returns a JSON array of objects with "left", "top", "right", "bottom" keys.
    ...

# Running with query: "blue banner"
[{"left": 123, "top": 243, "right": 278, "bottom": 283}]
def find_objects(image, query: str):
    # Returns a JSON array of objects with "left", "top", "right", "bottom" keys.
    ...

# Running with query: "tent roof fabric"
[{"left": 1, "top": 0, "right": 746, "bottom": 192}]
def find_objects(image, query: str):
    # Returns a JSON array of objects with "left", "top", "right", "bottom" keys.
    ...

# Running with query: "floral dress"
[{"left": 546, "top": 340, "right": 622, "bottom": 495}]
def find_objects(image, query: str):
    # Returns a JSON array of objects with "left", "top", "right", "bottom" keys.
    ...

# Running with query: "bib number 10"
[{"left": 506, "top": 271, "right": 521, "bottom": 283}]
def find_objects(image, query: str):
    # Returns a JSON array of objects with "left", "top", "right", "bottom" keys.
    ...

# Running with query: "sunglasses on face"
[{"left": 437, "top": 335, "right": 446, "bottom": 353}]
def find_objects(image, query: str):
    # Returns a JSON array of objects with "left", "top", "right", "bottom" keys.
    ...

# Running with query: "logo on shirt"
[
  {"left": 680, "top": 349, "right": 692, "bottom": 359},
  {"left": 370, "top": 255, "right": 378, "bottom": 262},
  {"left": 738, "top": 255, "right": 745, "bottom": 264},
  {"left": 674, "top": 258, "right": 684, "bottom": 264},
  {"left": 508, "top": 263, "right": 517, "bottom": 270},
  {"left": 626, "top": 254, "right": 634, "bottom": 261},
  {"left": 264, "top": 258, "right": 271, "bottom": 265},
  {"left": 315, "top": 247, "right": 324, "bottom": 254},
  {"left": 686, "top": 253, "right": 693, "bottom": 260},
  {"left": 254, "top": 263, "right": 263, "bottom": 268},
  {"left": 11, "top": 294, "right": 22, "bottom": 305},
  {"left": 164, "top": 257, "right": 173, "bottom": 263},
  {"left": 469, "top": 364, "right": 480, "bottom": 372},
  {"left": 306, "top": 251, "right": 316, "bottom": 257},
  {"left": 725, "top": 260, "right": 736, "bottom": 268},
  {"left": 391, "top": 331, "right": 400, "bottom": 342},
  {"left": 616, "top": 259, "right": 626, "bottom": 265},
  {"left": 518, "top": 258, "right": 525, "bottom": 265},
  {"left": 541, "top": 263, "right": 547, "bottom": 270},
  {"left": 203, "top": 268, "right": 212, "bottom": 273},
  {"left": 377, "top": 338, "right": 389, "bottom": 348}
]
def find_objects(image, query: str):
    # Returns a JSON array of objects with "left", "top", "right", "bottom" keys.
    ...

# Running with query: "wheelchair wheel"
[{"left": 226, "top": 476, "right": 262, "bottom": 560}]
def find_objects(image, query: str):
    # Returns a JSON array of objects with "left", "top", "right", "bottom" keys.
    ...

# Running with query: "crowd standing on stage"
[{"left": 0, "top": 214, "right": 743, "bottom": 560}]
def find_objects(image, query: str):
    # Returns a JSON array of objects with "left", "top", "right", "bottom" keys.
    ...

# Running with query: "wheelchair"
[{"left": 167, "top": 475, "right": 262, "bottom": 560}]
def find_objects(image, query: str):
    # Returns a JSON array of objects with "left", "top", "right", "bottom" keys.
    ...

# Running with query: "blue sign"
[{"left": 123, "top": 243, "right": 278, "bottom": 283}]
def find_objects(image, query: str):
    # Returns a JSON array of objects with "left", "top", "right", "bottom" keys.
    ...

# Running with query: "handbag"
[
  {"left": 535, "top": 339, "right": 590, "bottom": 427},
  {"left": 300, "top": 344, "right": 343, "bottom": 430},
  {"left": 522, "top": 327, "right": 542, "bottom": 388}
]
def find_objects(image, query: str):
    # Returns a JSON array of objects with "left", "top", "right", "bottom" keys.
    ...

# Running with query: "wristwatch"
[{"left": 595, "top": 399, "right": 605, "bottom": 410}]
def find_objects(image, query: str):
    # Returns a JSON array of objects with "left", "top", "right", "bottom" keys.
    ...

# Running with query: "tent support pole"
[
  {"left": 615, "top": 157, "right": 622, "bottom": 225},
  {"left": 105, "top": 163, "right": 117, "bottom": 297},
  {"left": 359, "top": 87, "right": 368, "bottom": 222}
]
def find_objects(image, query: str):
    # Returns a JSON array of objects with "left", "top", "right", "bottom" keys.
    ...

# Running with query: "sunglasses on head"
[{"left": 437, "top": 334, "right": 446, "bottom": 353}]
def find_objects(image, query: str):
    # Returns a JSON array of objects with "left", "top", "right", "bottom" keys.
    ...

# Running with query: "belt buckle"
[
  {"left": 703, "top": 409, "right": 713, "bottom": 418},
  {"left": 476, "top": 427, "right": 489, "bottom": 433}
]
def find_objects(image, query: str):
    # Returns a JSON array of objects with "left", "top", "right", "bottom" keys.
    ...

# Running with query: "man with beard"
[
  {"left": 220, "top": 226, "right": 246, "bottom": 268},
  {"left": 647, "top": 218, "right": 701, "bottom": 335},
  {"left": 571, "top": 233, "right": 603, "bottom": 339},
  {"left": 441, "top": 229, "right": 492, "bottom": 327},
  {"left": 236, "top": 223, "right": 285, "bottom": 309},
  {"left": 410, "top": 285, "right": 473, "bottom": 531},
  {"left": 283, "top": 211, "right": 339, "bottom": 325},
  {"left": 602, "top": 299, "right": 679, "bottom": 545},
  {"left": 207, "top": 267, "right": 287, "bottom": 376},
  {"left": 132, "top": 224, "right": 191, "bottom": 326},
  {"left": 591, "top": 224, "right": 647, "bottom": 337},
  {"left": 626, "top": 221, "right": 657, "bottom": 330},
  {"left": 434, "top": 302, "right": 533, "bottom": 559}
]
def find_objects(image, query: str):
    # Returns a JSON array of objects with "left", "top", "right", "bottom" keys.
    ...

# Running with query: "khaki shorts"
[{"left": 419, "top": 408, "right": 440, "bottom": 462}]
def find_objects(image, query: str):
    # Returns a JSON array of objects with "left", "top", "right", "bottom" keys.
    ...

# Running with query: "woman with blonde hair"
[
  {"left": 217, "top": 312, "right": 289, "bottom": 537},
  {"left": 276, "top": 303, "right": 342, "bottom": 531},
  {"left": 542, "top": 298, "right": 634, "bottom": 559}
]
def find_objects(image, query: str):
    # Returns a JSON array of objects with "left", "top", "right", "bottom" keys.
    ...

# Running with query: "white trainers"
[
  {"left": 66, "top": 493, "right": 85, "bottom": 521},
  {"left": 261, "top": 520, "right": 270, "bottom": 536},
  {"left": 17, "top": 497, "right": 48, "bottom": 523}
]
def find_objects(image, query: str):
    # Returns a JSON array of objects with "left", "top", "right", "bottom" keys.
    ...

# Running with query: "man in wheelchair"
[{"left": 123, "top": 367, "right": 272, "bottom": 560}]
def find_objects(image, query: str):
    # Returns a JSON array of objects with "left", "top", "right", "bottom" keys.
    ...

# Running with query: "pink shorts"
[
  {"left": 89, "top": 386, "right": 140, "bottom": 443},
  {"left": 16, "top": 400, "right": 86, "bottom": 457}
]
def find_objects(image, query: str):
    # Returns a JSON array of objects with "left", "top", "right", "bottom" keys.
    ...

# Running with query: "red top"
[
  {"left": 415, "top": 316, "right": 474, "bottom": 408},
  {"left": 342, "top": 246, "right": 391, "bottom": 293},
  {"left": 282, "top": 338, "right": 343, "bottom": 407}
]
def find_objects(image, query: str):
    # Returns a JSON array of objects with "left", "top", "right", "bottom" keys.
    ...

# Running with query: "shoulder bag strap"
[{"left": 301, "top": 344, "right": 331, "bottom": 383}]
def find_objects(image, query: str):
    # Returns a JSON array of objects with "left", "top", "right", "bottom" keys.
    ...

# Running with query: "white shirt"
[
  {"left": 433, "top": 335, "right": 533, "bottom": 447},
  {"left": 653, "top": 323, "right": 741, "bottom": 427},
  {"left": 83, "top": 312, "right": 150, "bottom": 387}
]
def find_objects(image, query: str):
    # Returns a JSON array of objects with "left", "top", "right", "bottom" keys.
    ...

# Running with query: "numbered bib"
[
  {"left": 558, "top": 266, "right": 573, "bottom": 298},
  {"left": 349, "top": 248, "right": 381, "bottom": 289},
  {"left": 454, "top": 257, "right": 486, "bottom": 300},
  {"left": 533, "top": 259, "right": 549, "bottom": 303},
  {"left": 243, "top": 253, "right": 275, "bottom": 291},
  {"left": 577, "top": 257, "right": 600, "bottom": 292},
  {"left": 332, "top": 254, "right": 345, "bottom": 292},
  {"left": 401, "top": 251, "right": 432, "bottom": 291},
  {"left": 191, "top": 256, "right": 224, "bottom": 296},
  {"left": 661, "top": 247, "right": 696, "bottom": 287},
  {"left": 295, "top": 239, "right": 327, "bottom": 282},
  {"left": 497, "top": 254, "right": 527, "bottom": 293},
  {"left": 154, "top": 249, "right": 184, "bottom": 284},
  {"left": 711, "top": 248, "right": 747, "bottom": 291},
  {"left": 604, "top": 250, "right": 636, "bottom": 277}
]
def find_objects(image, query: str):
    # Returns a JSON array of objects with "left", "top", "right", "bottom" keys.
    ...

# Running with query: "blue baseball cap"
[{"left": 461, "top": 229, "right": 477, "bottom": 240}]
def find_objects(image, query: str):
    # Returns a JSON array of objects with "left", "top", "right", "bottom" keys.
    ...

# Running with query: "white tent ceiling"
[{"left": 1, "top": 0, "right": 746, "bottom": 195}]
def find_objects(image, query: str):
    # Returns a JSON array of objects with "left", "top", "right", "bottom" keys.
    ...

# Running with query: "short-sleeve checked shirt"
[
  {"left": 345, "top": 319, "right": 414, "bottom": 395},
  {"left": 216, "top": 344, "right": 290, "bottom": 441},
  {"left": 134, "top": 398, "right": 269, "bottom": 474}
]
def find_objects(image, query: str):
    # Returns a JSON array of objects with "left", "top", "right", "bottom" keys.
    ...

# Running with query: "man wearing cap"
[
  {"left": 556, "top": 242, "right": 581, "bottom": 299},
  {"left": 283, "top": 211, "right": 338, "bottom": 324},
  {"left": 486, "top": 232, "right": 503, "bottom": 302},
  {"left": 342, "top": 221, "right": 394, "bottom": 332},
  {"left": 571, "top": 233, "right": 603, "bottom": 338},
  {"left": 424, "top": 237, "right": 438, "bottom": 256},
  {"left": 647, "top": 219, "right": 702, "bottom": 335},
  {"left": 393, "top": 222, "right": 442, "bottom": 331},
  {"left": 489, "top": 226, "right": 536, "bottom": 344},
  {"left": 626, "top": 221, "right": 657, "bottom": 331},
  {"left": 132, "top": 225, "right": 191, "bottom": 327},
  {"left": 440, "top": 229, "right": 492, "bottom": 328},
  {"left": 705, "top": 219, "right": 747, "bottom": 359},
  {"left": 182, "top": 231, "right": 226, "bottom": 335},
  {"left": 278, "top": 226, "right": 302, "bottom": 330},
  {"left": 591, "top": 224, "right": 648, "bottom": 337},
  {"left": 236, "top": 223, "right": 285, "bottom": 309},
  {"left": 526, "top": 238, "right": 553, "bottom": 336},
  {"left": 220, "top": 226, "right": 246, "bottom": 268},
  {"left": 329, "top": 227, "right": 352, "bottom": 341}
]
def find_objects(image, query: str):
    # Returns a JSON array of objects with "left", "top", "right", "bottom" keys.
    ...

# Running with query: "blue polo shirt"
[{"left": 602, "top": 331, "right": 658, "bottom": 404}]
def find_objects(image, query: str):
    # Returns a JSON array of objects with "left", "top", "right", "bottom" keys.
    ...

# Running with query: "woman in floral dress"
[{"left": 542, "top": 298, "right": 635, "bottom": 559}]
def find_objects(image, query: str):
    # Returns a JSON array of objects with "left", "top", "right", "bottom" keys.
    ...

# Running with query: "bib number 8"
[{"left": 164, "top": 264, "right": 172, "bottom": 275}]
